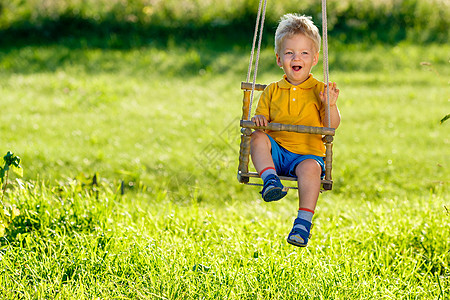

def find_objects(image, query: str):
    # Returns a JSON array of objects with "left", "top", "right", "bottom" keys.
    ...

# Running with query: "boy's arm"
[
  {"left": 320, "top": 82, "right": 341, "bottom": 129},
  {"left": 324, "top": 105, "right": 341, "bottom": 129}
]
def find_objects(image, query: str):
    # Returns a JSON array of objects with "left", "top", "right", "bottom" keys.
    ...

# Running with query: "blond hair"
[{"left": 275, "top": 14, "right": 321, "bottom": 54}]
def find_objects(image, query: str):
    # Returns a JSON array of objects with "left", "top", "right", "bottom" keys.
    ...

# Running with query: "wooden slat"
[
  {"left": 241, "top": 82, "right": 267, "bottom": 91},
  {"left": 240, "top": 120, "right": 335, "bottom": 136},
  {"left": 239, "top": 171, "right": 333, "bottom": 186},
  {"left": 241, "top": 90, "right": 250, "bottom": 121},
  {"left": 325, "top": 139, "right": 333, "bottom": 182},
  {"left": 241, "top": 172, "right": 297, "bottom": 181},
  {"left": 237, "top": 132, "right": 251, "bottom": 184}
]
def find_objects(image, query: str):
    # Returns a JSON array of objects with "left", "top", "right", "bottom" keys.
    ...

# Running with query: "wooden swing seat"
[
  {"left": 237, "top": 82, "right": 335, "bottom": 191},
  {"left": 238, "top": 0, "right": 335, "bottom": 191}
]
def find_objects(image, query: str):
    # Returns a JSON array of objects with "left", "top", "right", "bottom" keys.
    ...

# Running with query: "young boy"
[{"left": 250, "top": 14, "right": 340, "bottom": 247}]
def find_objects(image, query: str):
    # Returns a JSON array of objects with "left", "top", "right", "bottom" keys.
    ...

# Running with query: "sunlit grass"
[
  {"left": 0, "top": 39, "right": 448, "bottom": 298},
  {"left": 0, "top": 181, "right": 447, "bottom": 299}
]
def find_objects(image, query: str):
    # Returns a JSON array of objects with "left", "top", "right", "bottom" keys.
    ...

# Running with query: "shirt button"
[
  {"left": 293, "top": 98, "right": 296, "bottom": 101},
  {"left": 293, "top": 88, "right": 296, "bottom": 91}
]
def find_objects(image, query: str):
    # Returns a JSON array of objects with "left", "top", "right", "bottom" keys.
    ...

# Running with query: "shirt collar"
[{"left": 278, "top": 74, "right": 319, "bottom": 89}]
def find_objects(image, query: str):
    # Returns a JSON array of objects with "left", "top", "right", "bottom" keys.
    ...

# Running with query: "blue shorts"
[{"left": 266, "top": 134, "right": 325, "bottom": 179}]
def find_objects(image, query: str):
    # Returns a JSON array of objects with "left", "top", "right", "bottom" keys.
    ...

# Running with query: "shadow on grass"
[
  {"left": 0, "top": 14, "right": 273, "bottom": 77},
  {"left": 1, "top": 14, "right": 447, "bottom": 78},
  {"left": 0, "top": 12, "right": 264, "bottom": 49}
]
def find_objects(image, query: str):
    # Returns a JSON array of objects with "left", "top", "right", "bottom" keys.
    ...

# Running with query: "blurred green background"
[{"left": 0, "top": 0, "right": 448, "bottom": 47}]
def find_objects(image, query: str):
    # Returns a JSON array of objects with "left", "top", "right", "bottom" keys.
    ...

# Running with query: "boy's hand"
[
  {"left": 251, "top": 115, "right": 268, "bottom": 127},
  {"left": 320, "top": 82, "right": 339, "bottom": 107}
]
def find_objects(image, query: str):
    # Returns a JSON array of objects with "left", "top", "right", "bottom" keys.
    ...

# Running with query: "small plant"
[
  {"left": 0, "top": 151, "right": 23, "bottom": 236},
  {"left": 420, "top": 61, "right": 449, "bottom": 125}
]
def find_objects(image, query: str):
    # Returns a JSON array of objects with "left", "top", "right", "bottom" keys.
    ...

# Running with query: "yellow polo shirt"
[{"left": 255, "top": 74, "right": 326, "bottom": 156}]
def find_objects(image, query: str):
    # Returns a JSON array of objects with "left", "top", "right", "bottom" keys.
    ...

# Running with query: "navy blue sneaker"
[
  {"left": 287, "top": 218, "right": 313, "bottom": 247},
  {"left": 260, "top": 174, "right": 287, "bottom": 202}
]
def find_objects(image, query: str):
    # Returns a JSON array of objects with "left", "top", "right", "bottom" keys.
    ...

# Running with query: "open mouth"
[{"left": 292, "top": 66, "right": 302, "bottom": 71}]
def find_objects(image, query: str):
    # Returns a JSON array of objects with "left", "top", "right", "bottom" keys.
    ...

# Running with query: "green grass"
[
  {"left": 0, "top": 183, "right": 448, "bottom": 298},
  {"left": 0, "top": 37, "right": 449, "bottom": 298}
]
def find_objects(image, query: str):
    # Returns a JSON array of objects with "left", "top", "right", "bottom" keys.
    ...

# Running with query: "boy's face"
[{"left": 276, "top": 34, "right": 319, "bottom": 86}]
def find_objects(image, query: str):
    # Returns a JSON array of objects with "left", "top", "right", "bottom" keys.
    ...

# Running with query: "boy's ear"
[
  {"left": 312, "top": 52, "right": 319, "bottom": 66},
  {"left": 276, "top": 53, "right": 282, "bottom": 67}
]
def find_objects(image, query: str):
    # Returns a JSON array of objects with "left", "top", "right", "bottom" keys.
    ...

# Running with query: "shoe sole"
[
  {"left": 286, "top": 224, "right": 313, "bottom": 247},
  {"left": 286, "top": 238, "right": 307, "bottom": 247},
  {"left": 263, "top": 187, "right": 287, "bottom": 202}
]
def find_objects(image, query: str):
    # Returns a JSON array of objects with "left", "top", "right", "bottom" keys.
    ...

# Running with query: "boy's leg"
[
  {"left": 295, "top": 159, "right": 322, "bottom": 211},
  {"left": 287, "top": 159, "right": 321, "bottom": 247},
  {"left": 250, "top": 131, "right": 287, "bottom": 202},
  {"left": 250, "top": 130, "right": 274, "bottom": 174}
]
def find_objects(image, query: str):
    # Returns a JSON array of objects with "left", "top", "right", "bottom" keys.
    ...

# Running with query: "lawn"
[{"left": 0, "top": 35, "right": 448, "bottom": 298}]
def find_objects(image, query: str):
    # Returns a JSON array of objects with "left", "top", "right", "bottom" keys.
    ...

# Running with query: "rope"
[
  {"left": 245, "top": 0, "right": 330, "bottom": 126},
  {"left": 247, "top": 0, "right": 267, "bottom": 121},
  {"left": 246, "top": 0, "right": 263, "bottom": 83},
  {"left": 322, "top": 0, "right": 331, "bottom": 128}
]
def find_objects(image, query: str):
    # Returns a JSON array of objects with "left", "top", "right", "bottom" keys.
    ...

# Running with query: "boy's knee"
[
  {"left": 251, "top": 130, "right": 266, "bottom": 143},
  {"left": 295, "top": 159, "right": 321, "bottom": 176},
  {"left": 250, "top": 130, "right": 271, "bottom": 150}
]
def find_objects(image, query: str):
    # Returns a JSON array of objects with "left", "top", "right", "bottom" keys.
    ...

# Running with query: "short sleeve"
[{"left": 254, "top": 84, "right": 273, "bottom": 121}]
